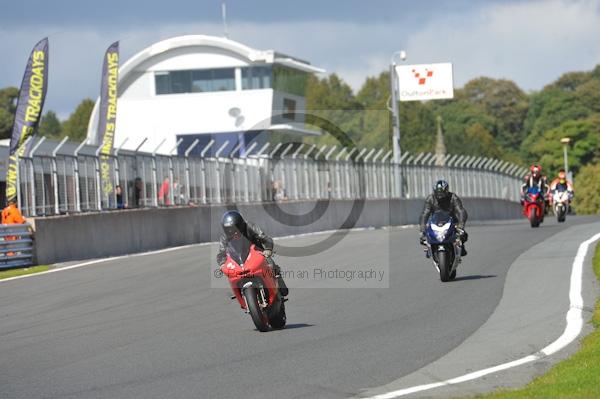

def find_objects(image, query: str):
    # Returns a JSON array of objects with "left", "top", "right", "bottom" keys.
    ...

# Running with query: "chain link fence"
[{"left": 15, "top": 139, "right": 527, "bottom": 217}]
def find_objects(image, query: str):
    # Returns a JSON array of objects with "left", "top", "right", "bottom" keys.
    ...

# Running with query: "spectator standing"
[
  {"left": 2, "top": 200, "right": 26, "bottom": 256},
  {"left": 2, "top": 200, "right": 25, "bottom": 225},
  {"left": 115, "top": 185, "right": 125, "bottom": 209},
  {"left": 133, "top": 177, "right": 143, "bottom": 208},
  {"left": 158, "top": 177, "right": 170, "bottom": 206}
]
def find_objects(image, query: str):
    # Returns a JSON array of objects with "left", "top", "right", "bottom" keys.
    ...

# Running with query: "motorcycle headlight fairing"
[{"left": 431, "top": 222, "right": 451, "bottom": 242}]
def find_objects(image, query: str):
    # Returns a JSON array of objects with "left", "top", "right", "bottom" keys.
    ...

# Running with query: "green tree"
[
  {"left": 573, "top": 163, "right": 600, "bottom": 214},
  {"left": 399, "top": 101, "right": 436, "bottom": 153},
  {"left": 461, "top": 77, "right": 529, "bottom": 150},
  {"left": 0, "top": 87, "right": 19, "bottom": 140},
  {"left": 429, "top": 100, "right": 496, "bottom": 155},
  {"left": 354, "top": 72, "right": 393, "bottom": 150},
  {"left": 355, "top": 71, "right": 436, "bottom": 153},
  {"left": 306, "top": 74, "right": 362, "bottom": 111},
  {"left": 304, "top": 74, "right": 363, "bottom": 148},
  {"left": 356, "top": 71, "right": 389, "bottom": 109},
  {"left": 463, "top": 123, "right": 503, "bottom": 158},
  {"left": 545, "top": 71, "right": 591, "bottom": 92},
  {"left": 521, "top": 89, "right": 591, "bottom": 161},
  {"left": 39, "top": 111, "right": 62, "bottom": 138},
  {"left": 61, "top": 99, "right": 94, "bottom": 142},
  {"left": 530, "top": 116, "right": 600, "bottom": 176}
]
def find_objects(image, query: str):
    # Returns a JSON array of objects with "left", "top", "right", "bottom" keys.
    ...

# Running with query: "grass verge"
[
  {"left": 0, "top": 265, "right": 50, "bottom": 280},
  {"left": 456, "top": 243, "right": 600, "bottom": 398}
]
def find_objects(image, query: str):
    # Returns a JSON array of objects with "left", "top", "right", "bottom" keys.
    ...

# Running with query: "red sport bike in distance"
[
  {"left": 522, "top": 186, "right": 545, "bottom": 228},
  {"left": 220, "top": 245, "right": 286, "bottom": 332}
]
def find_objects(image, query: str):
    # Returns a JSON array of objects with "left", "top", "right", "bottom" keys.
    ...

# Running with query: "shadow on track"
[
  {"left": 284, "top": 323, "right": 315, "bottom": 330},
  {"left": 452, "top": 274, "right": 497, "bottom": 282}
]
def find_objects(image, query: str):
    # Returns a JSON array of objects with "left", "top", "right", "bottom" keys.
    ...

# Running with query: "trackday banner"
[
  {"left": 97, "top": 41, "right": 119, "bottom": 200},
  {"left": 6, "top": 38, "right": 49, "bottom": 204}
]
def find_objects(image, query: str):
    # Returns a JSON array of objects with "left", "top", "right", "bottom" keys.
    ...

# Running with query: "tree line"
[
  {"left": 1, "top": 64, "right": 599, "bottom": 212},
  {"left": 0, "top": 89, "right": 93, "bottom": 143},
  {"left": 304, "top": 66, "right": 600, "bottom": 213}
]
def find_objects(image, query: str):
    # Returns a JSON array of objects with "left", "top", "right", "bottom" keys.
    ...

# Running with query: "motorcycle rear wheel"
[{"left": 244, "top": 287, "right": 270, "bottom": 332}]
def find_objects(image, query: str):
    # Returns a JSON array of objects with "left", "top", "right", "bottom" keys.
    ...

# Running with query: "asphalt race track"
[{"left": 1, "top": 216, "right": 599, "bottom": 399}]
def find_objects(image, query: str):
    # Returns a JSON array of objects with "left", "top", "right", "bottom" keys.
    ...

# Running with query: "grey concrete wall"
[{"left": 32, "top": 198, "right": 520, "bottom": 265}]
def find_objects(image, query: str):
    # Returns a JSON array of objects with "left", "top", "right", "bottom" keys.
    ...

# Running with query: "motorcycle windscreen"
[
  {"left": 429, "top": 210, "right": 453, "bottom": 227},
  {"left": 227, "top": 237, "right": 252, "bottom": 265},
  {"left": 527, "top": 187, "right": 540, "bottom": 195}
]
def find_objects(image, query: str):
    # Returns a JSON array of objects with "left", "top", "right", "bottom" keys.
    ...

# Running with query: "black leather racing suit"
[{"left": 216, "top": 222, "right": 288, "bottom": 295}]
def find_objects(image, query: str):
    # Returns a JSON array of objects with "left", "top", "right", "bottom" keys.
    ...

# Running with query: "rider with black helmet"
[
  {"left": 419, "top": 180, "right": 469, "bottom": 256},
  {"left": 217, "top": 210, "right": 289, "bottom": 297}
]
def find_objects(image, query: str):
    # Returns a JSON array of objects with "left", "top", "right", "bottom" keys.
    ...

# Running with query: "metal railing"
[
  {"left": 0, "top": 224, "right": 34, "bottom": 269},
  {"left": 16, "top": 138, "right": 527, "bottom": 217}
]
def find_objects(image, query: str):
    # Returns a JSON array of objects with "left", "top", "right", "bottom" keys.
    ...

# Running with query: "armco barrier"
[
  {"left": 31, "top": 198, "right": 521, "bottom": 265},
  {"left": 0, "top": 224, "right": 34, "bottom": 269}
]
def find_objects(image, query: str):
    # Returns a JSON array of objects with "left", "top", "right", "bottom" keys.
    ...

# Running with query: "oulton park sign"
[{"left": 395, "top": 62, "right": 454, "bottom": 102}]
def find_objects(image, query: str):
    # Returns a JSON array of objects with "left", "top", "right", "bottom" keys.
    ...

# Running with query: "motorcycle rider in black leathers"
[
  {"left": 419, "top": 180, "right": 469, "bottom": 257},
  {"left": 217, "top": 210, "right": 289, "bottom": 297}
]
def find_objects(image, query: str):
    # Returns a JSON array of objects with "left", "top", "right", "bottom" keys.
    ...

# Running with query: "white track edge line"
[{"left": 362, "top": 231, "right": 600, "bottom": 399}]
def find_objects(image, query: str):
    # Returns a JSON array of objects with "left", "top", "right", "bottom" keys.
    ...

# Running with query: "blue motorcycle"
[{"left": 424, "top": 211, "right": 463, "bottom": 282}]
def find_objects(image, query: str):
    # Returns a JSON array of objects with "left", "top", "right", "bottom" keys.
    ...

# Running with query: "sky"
[{"left": 1, "top": 0, "right": 600, "bottom": 119}]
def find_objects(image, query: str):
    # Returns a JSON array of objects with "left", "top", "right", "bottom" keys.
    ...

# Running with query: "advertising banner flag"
[
  {"left": 6, "top": 38, "right": 49, "bottom": 204},
  {"left": 396, "top": 62, "right": 454, "bottom": 102},
  {"left": 97, "top": 41, "right": 119, "bottom": 201}
]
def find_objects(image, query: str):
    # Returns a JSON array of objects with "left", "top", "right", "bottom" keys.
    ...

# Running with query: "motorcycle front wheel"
[
  {"left": 556, "top": 206, "right": 566, "bottom": 223},
  {"left": 244, "top": 287, "right": 270, "bottom": 332},
  {"left": 529, "top": 208, "right": 539, "bottom": 228},
  {"left": 438, "top": 250, "right": 450, "bottom": 282}
]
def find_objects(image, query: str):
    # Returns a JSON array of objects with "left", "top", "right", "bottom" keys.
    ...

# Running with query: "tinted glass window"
[
  {"left": 155, "top": 68, "right": 236, "bottom": 95},
  {"left": 170, "top": 71, "right": 191, "bottom": 93},
  {"left": 155, "top": 73, "right": 170, "bottom": 94},
  {"left": 213, "top": 68, "right": 235, "bottom": 91},
  {"left": 273, "top": 66, "right": 308, "bottom": 96},
  {"left": 191, "top": 70, "right": 212, "bottom": 92},
  {"left": 241, "top": 66, "right": 272, "bottom": 90}
]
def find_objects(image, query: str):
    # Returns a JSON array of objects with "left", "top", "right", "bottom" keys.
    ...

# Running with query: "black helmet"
[
  {"left": 433, "top": 180, "right": 450, "bottom": 200},
  {"left": 221, "top": 210, "right": 246, "bottom": 239}
]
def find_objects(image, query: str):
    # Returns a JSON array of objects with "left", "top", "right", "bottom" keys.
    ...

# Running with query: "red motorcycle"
[
  {"left": 522, "top": 187, "right": 544, "bottom": 228},
  {"left": 220, "top": 245, "right": 286, "bottom": 332}
]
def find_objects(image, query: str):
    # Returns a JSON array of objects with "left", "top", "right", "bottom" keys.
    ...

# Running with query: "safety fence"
[
  {"left": 15, "top": 138, "right": 527, "bottom": 217},
  {"left": 0, "top": 224, "right": 34, "bottom": 269}
]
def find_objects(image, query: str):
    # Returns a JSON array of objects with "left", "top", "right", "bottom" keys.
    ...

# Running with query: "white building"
[{"left": 87, "top": 35, "right": 324, "bottom": 156}]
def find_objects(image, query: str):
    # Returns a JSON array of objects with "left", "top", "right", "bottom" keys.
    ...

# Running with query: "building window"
[
  {"left": 155, "top": 68, "right": 235, "bottom": 95},
  {"left": 273, "top": 66, "right": 308, "bottom": 96},
  {"left": 283, "top": 98, "right": 296, "bottom": 120},
  {"left": 191, "top": 70, "right": 212, "bottom": 92},
  {"left": 155, "top": 72, "right": 170, "bottom": 94},
  {"left": 212, "top": 69, "right": 236, "bottom": 91},
  {"left": 241, "top": 66, "right": 272, "bottom": 90}
]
